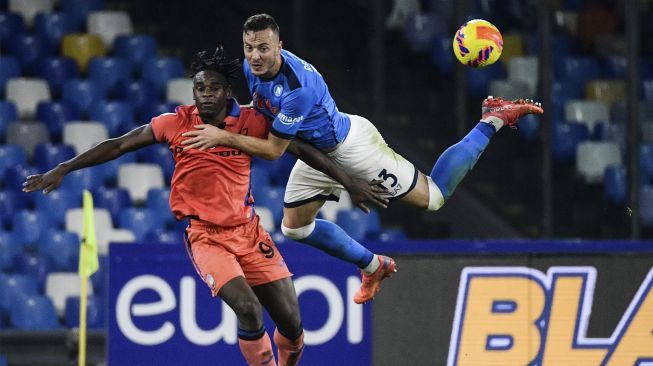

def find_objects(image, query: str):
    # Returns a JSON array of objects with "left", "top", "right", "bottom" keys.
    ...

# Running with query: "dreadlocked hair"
[{"left": 190, "top": 45, "right": 240, "bottom": 81}]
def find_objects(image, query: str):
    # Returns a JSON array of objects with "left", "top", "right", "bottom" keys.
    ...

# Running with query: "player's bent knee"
[
  {"left": 426, "top": 176, "right": 445, "bottom": 211},
  {"left": 281, "top": 221, "right": 316, "bottom": 240}
]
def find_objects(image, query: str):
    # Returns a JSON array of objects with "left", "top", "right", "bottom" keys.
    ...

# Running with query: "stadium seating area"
[
  {"left": 398, "top": 0, "right": 653, "bottom": 233},
  {"left": 0, "top": 0, "right": 399, "bottom": 333}
]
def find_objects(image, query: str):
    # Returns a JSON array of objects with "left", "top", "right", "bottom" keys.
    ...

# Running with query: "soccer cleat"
[
  {"left": 353, "top": 255, "right": 397, "bottom": 304},
  {"left": 481, "top": 96, "right": 544, "bottom": 129}
]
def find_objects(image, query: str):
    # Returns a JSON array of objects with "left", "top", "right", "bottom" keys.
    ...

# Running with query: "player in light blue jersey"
[{"left": 182, "top": 14, "right": 544, "bottom": 304}]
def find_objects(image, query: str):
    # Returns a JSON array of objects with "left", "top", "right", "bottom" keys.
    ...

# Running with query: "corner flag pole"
[{"left": 79, "top": 190, "right": 99, "bottom": 366}]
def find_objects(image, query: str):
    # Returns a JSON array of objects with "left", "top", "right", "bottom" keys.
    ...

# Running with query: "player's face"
[
  {"left": 193, "top": 70, "right": 231, "bottom": 122},
  {"left": 243, "top": 29, "right": 282, "bottom": 78}
]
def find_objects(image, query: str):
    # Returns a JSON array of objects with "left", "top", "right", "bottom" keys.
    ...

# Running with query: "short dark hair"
[
  {"left": 243, "top": 13, "right": 280, "bottom": 36},
  {"left": 189, "top": 45, "right": 240, "bottom": 81}
]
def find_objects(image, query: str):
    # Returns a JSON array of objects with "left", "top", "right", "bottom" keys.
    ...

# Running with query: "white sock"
[
  {"left": 362, "top": 255, "right": 380, "bottom": 275},
  {"left": 481, "top": 116, "right": 505, "bottom": 131}
]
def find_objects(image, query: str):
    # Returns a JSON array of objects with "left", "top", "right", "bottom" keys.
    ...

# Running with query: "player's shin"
[
  {"left": 429, "top": 122, "right": 494, "bottom": 201},
  {"left": 274, "top": 328, "right": 304, "bottom": 366},
  {"left": 281, "top": 219, "right": 376, "bottom": 271},
  {"left": 238, "top": 327, "right": 276, "bottom": 366}
]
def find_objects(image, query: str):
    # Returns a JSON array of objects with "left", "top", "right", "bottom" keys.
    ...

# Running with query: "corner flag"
[
  {"left": 79, "top": 189, "right": 99, "bottom": 277},
  {"left": 78, "top": 189, "right": 99, "bottom": 366}
]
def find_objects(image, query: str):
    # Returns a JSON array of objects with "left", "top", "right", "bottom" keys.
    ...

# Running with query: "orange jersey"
[{"left": 150, "top": 101, "right": 270, "bottom": 227}]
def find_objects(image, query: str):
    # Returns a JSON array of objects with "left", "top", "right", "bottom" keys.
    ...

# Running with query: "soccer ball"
[{"left": 452, "top": 19, "right": 503, "bottom": 68}]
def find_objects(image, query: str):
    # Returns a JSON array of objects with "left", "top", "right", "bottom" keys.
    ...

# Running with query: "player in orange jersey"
[{"left": 23, "top": 46, "right": 387, "bottom": 366}]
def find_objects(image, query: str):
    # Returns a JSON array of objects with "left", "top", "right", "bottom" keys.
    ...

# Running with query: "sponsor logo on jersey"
[
  {"left": 448, "top": 266, "right": 653, "bottom": 365},
  {"left": 277, "top": 113, "right": 304, "bottom": 125}
]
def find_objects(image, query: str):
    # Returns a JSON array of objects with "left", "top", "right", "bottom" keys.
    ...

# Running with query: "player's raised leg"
[{"left": 401, "top": 97, "right": 544, "bottom": 210}]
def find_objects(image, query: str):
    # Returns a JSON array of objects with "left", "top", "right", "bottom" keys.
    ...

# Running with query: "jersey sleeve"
[
  {"left": 150, "top": 112, "right": 180, "bottom": 143},
  {"left": 270, "top": 87, "right": 317, "bottom": 139}
]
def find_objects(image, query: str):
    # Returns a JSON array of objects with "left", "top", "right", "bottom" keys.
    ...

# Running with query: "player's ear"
[{"left": 278, "top": 40, "right": 283, "bottom": 51}]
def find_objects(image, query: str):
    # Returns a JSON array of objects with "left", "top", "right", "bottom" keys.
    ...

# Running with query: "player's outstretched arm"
[
  {"left": 23, "top": 124, "right": 156, "bottom": 194},
  {"left": 181, "top": 124, "right": 289, "bottom": 160},
  {"left": 287, "top": 139, "right": 389, "bottom": 213}
]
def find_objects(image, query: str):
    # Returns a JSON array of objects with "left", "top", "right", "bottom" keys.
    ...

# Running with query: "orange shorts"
[{"left": 184, "top": 215, "right": 291, "bottom": 296}]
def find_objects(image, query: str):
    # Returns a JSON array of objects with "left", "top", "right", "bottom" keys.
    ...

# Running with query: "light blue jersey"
[{"left": 244, "top": 49, "right": 350, "bottom": 150}]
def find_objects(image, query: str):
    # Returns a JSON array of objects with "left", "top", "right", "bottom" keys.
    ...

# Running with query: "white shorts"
[{"left": 284, "top": 114, "right": 419, "bottom": 207}]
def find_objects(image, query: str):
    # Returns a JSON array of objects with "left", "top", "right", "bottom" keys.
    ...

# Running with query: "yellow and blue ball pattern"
[{"left": 453, "top": 19, "right": 503, "bottom": 68}]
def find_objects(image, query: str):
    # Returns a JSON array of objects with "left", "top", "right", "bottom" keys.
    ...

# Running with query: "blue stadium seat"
[
  {"left": 61, "top": 0, "right": 105, "bottom": 28},
  {"left": 3, "top": 164, "right": 38, "bottom": 192},
  {"left": 100, "top": 153, "right": 136, "bottom": 186},
  {"left": 643, "top": 79, "right": 653, "bottom": 101},
  {"left": 145, "top": 187, "right": 175, "bottom": 228},
  {"left": 0, "top": 56, "right": 21, "bottom": 98},
  {"left": 39, "top": 229, "right": 79, "bottom": 271},
  {"left": 34, "top": 12, "right": 78, "bottom": 54},
  {"left": 0, "top": 274, "right": 38, "bottom": 314},
  {"left": 33, "top": 143, "right": 76, "bottom": 171},
  {"left": 640, "top": 185, "right": 653, "bottom": 226},
  {"left": 140, "top": 57, "right": 185, "bottom": 97},
  {"left": 0, "top": 12, "right": 25, "bottom": 44},
  {"left": 10, "top": 294, "right": 59, "bottom": 330},
  {"left": 59, "top": 167, "right": 104, "bottom": 194},
  {"left": 0, "top": 231, "right": 20, "bottom": 271},
  {"left": 0, "top": 144, "right": 26, "bottom": 182},
  {"left": 37, "top": 57, "right": 79, "bottom": 98},
  {"left": 34, "top": 188, "right": 79, "bottom": 227},
  {"left": 119, "top": 208, "right": 164, "bottom": 241},
  {"left": 143, "top": 229, "right": 183, "bottom": 245},
  {"left": 62, "top": 79, "right": 105, "bottom": 115},
  {"left": 269, "top": 154, "right": 297, "bottom": 186},
  {"left": 527, "top": 34, "right": 575, "bottom": 60},
  {"left": 88, "top": 57, "right": 132, "bottom": 97},
  {"left": 552, "top": 121, "right": 590, "bottom": 163},
  {"left": 0, "top": 101, "right": 18, "bottom": 140},
  {"left": 65, "top": 295, "right": 104, "bottom": 328},
  {"left": 88, "top": 100, "right": 135, "bottom": 136},
  {"left": 113, "top": 34, "right": 157, "bottom": 73},
  {"left": 365, "top": 209, "right": 382, "bottom": 238},
  {"left": 7, "top": 34, "right": 51, "bottom": 75},
  {"left": 641, "top": 142, "right": 653, "bottom": 185},
  {"left": 139, "top": 101, "right": 178, "bottom": 122},
  {"left": 0, "top": 190, "right": 27, "bottom": 229},
  {"left": 465, "top": 65, "right": 505, "bottom": 98},
  {"left": 95, "top": 187, "right": 132, "bottom": 224},
  {"left": 138, "top": 144, "right": 174, "bottom": 182},
  {"left": 253, "top": 185, "right": 285, "bottom": 223},
  {"left": 431, "top": 35, "right": 454, "bottom": 75},
  {"left": 517, "top": 113, "right": 540, "bottom": 142},
  {"left": 13, "top": 252, "right": 53, "bottom": 291},
  {"left": 36, "top": 100, "right": 81, "bottom": 142},
  {"left": 250, "top": 164, "right": 271, "bottom": 191},
  {"left": 12, "top": 209, "right": 58, "bottom": 246},
  {"left": 335, "top": 209, "right": 369, "bottom": 242},
  {"left": 377, "top": 228, "right": 408, "bottom": 242},
  {"left": 556, "top": 56, "right": 600, "bottom": 90},
  {"left": 603, "top": 164, "right": 626, "bottom": 206},
  {"left": 404, "top": 13, "right": 446, "bottom": 53},
  {"left": 114, "top": 79, "right": 157, "bottom": 118},
  {"left": 552, "top": 80, "right": 583, "bottom": 121}
]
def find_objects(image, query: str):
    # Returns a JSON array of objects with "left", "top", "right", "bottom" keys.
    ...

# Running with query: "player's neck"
[{"left": 202, "top": 109, "right": 228, "bottom": 128}]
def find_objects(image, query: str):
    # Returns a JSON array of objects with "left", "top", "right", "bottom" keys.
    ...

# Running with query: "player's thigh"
[
  {"left": 282, "top": 200, "right": 324, "bottom": 228},
  {"left": 252, "top": 277, "right": 301, "bottom": 327},
  {"left": 398, "top": 172, "right": 430, "bottom": 209}
]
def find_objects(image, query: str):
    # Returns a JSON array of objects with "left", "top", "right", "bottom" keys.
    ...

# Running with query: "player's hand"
[
  {"left": 347, "top": 178, "right": 389, "bottom": 213},
  {"left": 22, "top": 167, "right": 65, "bottom": 194},
  {"left": 181, "top": 124, "right": 228, "bottom": 151}
]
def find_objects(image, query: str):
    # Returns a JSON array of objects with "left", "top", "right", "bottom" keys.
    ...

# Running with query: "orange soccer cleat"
[
  {"left": 481, "top": 96, "right": 544, "bottom": 129},
  {"left": 353, "top": 255, "right": 397, "bottom": 304}
]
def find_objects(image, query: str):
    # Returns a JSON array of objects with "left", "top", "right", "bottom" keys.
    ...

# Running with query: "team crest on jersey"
[{"left": 273, "top": 84, "right": 284, "bottom": 97}]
